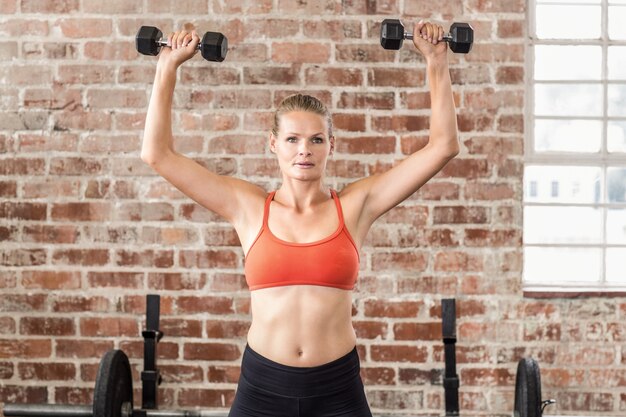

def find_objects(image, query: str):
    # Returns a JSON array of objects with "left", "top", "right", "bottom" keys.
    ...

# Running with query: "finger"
[
  {"left": 415, "top": 19, "right": 425, "bottom": 38},
  {"left": 168, "top": 32, "right": 175, "bottom": 49},
  {"left": 437, "top": 25, "right": 444, "bottom": 42},
  {"left": 178, "top": 31, "right": 188, "bottom": 48},
  {"left": 183, "top": 33, "right": 193, "bottom": 48},
  {"left": 190, "top": 30, "right": 200, "bottom": 48}
]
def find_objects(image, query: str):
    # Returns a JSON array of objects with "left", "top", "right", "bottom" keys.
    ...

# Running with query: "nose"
[{"left": 298, "top": 142, "right": 312, "bottom": 156}]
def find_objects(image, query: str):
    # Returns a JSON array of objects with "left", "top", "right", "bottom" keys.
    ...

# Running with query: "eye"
[
  {"left": 286, "top": 137, "right": 298, "bottom": 143},
  {"left": 312, "top": 137, "right": 324, "bottom": 144}
]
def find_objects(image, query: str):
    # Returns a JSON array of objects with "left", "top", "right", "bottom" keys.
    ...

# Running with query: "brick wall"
[{"left": 1, "top": 0, "right": 624, "bottom": 416}]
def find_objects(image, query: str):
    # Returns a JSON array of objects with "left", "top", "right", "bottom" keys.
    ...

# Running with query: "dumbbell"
[
  {"left": 380, "top": 19, "right": 474, "bottom": 54},
  {"left": 135, "top": 26, "right": 228, "bottom": 62}
]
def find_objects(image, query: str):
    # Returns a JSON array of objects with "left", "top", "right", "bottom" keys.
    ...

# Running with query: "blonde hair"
[{"left": 271, "top": 94, "right": 333, "bottom": 137}]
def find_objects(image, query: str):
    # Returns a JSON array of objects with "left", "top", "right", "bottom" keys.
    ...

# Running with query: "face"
[{"left": 270, "top": 111, "right": 335, "bottom": 181}]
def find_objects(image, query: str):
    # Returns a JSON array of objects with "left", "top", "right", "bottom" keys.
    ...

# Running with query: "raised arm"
[
  {"left": 346, "top": 20, "right": 459, "bottom": 236},
  {"left": 141, "top": 28, "right": 264, "bottom": 225}
]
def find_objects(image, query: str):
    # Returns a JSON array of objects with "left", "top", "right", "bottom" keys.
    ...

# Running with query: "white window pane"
[
  {"left": 535, "top": 84, "right": 603, "bottom": 117},
  {"left": 536, "top": 5, "right": 601, "bottom": 39},
  {"left": 535, "top": 46, "right": 601, "bottom": 81},
  {"left": 524, "top": 206, "right": 603, "bottom": 244},
  {"left": 608, "top": 168, "right": 626, "bottom": 203},
  {"left": 608, "top": 47, "right": 626, "bottom": 80},
  {"left": 524, "top": 166, "right": 601, "bottom": 204},
  {"left": 524, "top": 247, "right": 602, "bottom": 283},
  {"left": 609, "top": 6, "right": 626, "bottom": 40},
  {"left": 534, "top": 119, "right": 602, "bottom": 153},
  {"left": 608, "top": 84, "right": 626, "bottom": 117},
  {"left": 608, "top": 122, "right": 626, "bottom": 153},
  {"left": 607, "top": 209, "right": 626, "bottom": 244},
  {"left": 606, "top": 248, "right": 626, "bottom": 283}
]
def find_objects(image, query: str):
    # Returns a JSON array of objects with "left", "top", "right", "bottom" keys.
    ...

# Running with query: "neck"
[{"left": 275, "top": 180, "right": 331, "bottom": 210}]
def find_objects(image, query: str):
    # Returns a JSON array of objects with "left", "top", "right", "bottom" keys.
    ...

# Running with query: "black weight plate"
[
  {"left": 94, "top": 350, "right": 133, "bottom": 417},
  {"left": 514, "top": 357, "right": 542, "bottom": 417}
]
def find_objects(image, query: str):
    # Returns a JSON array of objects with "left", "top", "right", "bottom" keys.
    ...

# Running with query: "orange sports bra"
[{"left": 244, "top": 190, "right": 360, "bottom": 291}]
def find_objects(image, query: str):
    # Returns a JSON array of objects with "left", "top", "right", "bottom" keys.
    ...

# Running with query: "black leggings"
[{"left": 228, "top": 344, "right": 373, "bottom": 417}]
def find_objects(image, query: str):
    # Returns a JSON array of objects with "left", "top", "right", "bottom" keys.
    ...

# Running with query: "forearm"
[
  {"left": 426, "top": 59, "right": 459, "bottom": 156},
  {"left": 141, "top": 65, "right": 178, "bottom": 164}
]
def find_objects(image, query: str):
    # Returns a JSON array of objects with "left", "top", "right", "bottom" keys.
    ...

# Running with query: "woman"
[{"left": 142, "top": 20, "right": 459, "bottom": 417}]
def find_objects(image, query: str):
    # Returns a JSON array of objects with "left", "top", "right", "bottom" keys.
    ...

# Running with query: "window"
[{"left": 525, "top": 0, "right": 626, "bottom": 291}]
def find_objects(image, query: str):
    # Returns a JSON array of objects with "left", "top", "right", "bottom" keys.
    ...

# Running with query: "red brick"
[
  {"left": 0, "top": 294, "right": 46, "bottom": 312},
  {"left": 498, "top": 19, "right": 525, "bottom": 38},
  {"left": 370, "top": 345, "right": 428, "bottom": 363},
  {"left": 435, "top": 251, "right": 483, "bottom": 272},
  {"left": 51, "top": 296, "right": 110, "bottom": 313},
  {"left": 183, "top": 343, "right": 240, "bottom": 361},
  {"left": 54, "top": 109, "right": 112, "bottom": 131},
  {"left": 0, "top": 202, "right": 47, "bottom": 220},
  {"left": 368, "top": 68, "right": 425, "bottom": 87},
  {"left": 373, "top": 115, "right": 429, "bottom": 132},
  {"left": 247, "top": 18, "right": 299, "bottom": 38},
  {"left": 364, "top": 300, "right": 422, "bottom": 318},
  {"left": 336, "top": 136, "right": 394, "bottom": 154},
  {"left": 372, "top": 252, "right": 428, "bottom": 272},
  {"left": 213, "top": 0, "right": 272, "bottom": 14},
  {"left": 433, "top": 206, "right": 489, "bottom": 224},
  {"left": 1, "top": 249, "right": 47, "bottom": 267},
  {"left": 56, "top": 340, "right": 114, "bottom": 358},
  {"left": 52, "top": 249, "right": 109, "bottom": 266},
  {"left": 0, "top": 158, "right": 45, "bottom": 175},
  {"left": 0, "top": 226, "right": 19, "bottom": 242},
  {"left": 59, "top": 64, "right": 115, "bottom": 84},
  {"left": 211, "top": 90, "right": 272, "bottom": 109},
  {"left": 362, "top": 366, "right": 396, "bottom": 385},
  {"left": 160, "top": 319, "right": 203, "bottom": 338},
  {"left": 206, "top": 273, "right": 247, "bottom": 292},
  {"left": 22, "top": 271, "right": 81, "bottom": 289},
  {"left": 180, "top": 113, "right": 239, "bottom": 133},
  {"left": 21, "top": 0, "right": 79, "bottom": 13},
  {"left": 557, "top": 392, "right": 614, "bottom": 412},
  {"left": 18, "top": 362, "right": 76, "bottom": 381},
  {"left": 56, "top": 18, "right": 112, "bottom": 38},
  {"left": 147, "top": 272, "right": 206, "bottom": 291},
  {"left": 177, "top": 296, "right": 235, "bottom": 315},
  {"left": 394, "top": 322, "right": 441, "bottom": 341},
  {"left": 20, "top": 317, "right": 76, "bottom": 336},
  {"left": 0, "top": 339, "right": 52, "bottom": 358},
  {"left": 353, "top": 321, "right": 389, "bottom": 340},
  {"left": 0, "top": 181, "right": 17, "bottom": 197},
  {"left": 404, "top": 0, "right": 463, "bottom": 17},
  {"left": 115, "top": 249, "right": 174, "bottom": 268},
  {"left": 272, "top": 42, "right": 330, "bottom": 63},
  {"left": 54, "top": 387, "right": 92, "bottom": 404},
  {"left": 464, "top": 228, "right": 521, "bottom": 247},
  {"left": 23, "top": 179, "right": 81, "bottom": 199},
  {"left": 179, "top": 249, "right": 239, "bottom": 269},
  {"left": 206, "top": 320, "right": 250, "bottom": 338},
  {"left": 304, "top": 20, "right": 362, "bottom": 40},
  {"left": 0, "top": 1, "right": 16, "bottom": 13},
  {"left": 331, "top": 113, "right": 362, "bottom": 132},
  {"left": 338, "top": 92, "right": 395, "bottom": 110},
  {"left": 0, "top": 386, "right": 48, "bottom": 403},
  {"left": 83, "top": 0, "right": 142, "bottom": 13},
  {"left": 0, "top": 317, "right": 16, "bottom": 334},
  {"left": 336, "top": 44, "right": 395, "bottom": 63},
  {"left": 80, "top": 317, "right": 138, "bottom": 337},
  {"left": 398, "top": 276, "right": 459, "bottom": 295},
  {"left": 50, "top": 157, "right": 105, "bottom": 175}
]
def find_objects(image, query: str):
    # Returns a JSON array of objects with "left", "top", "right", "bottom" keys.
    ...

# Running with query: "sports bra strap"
[
  {"left": 262, "top": 191, "right": 276, "bottom": 227},
  {"left": 329, "top": 189, "right": 345, "bottom": 224}
]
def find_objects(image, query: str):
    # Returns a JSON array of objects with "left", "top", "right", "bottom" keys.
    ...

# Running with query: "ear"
[
  {"left": 329, "top": 135, "right": 336, "bottom": 156},
  {"left": 269, "top": 132, "right": 277, "bottom": 153}
]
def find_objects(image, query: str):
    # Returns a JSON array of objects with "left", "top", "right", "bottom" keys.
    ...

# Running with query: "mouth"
[{"left": 294, "top": 162, "right": 315, "bottom": 168}]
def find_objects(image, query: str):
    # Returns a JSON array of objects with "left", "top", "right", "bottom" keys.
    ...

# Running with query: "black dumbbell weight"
[
  {"left": 136, "top": 25, "right": 228, "bottom": 62},
  {"left": 381, "top": 19, "right": 473, "bottom": 54}
]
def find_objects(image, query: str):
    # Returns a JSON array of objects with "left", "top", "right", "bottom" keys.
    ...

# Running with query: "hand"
[
  {"left": 411, "top": 20, "right": 448, "bottom": 64},
  {"left": 157, "top": 28, "right": 200, "bottom": 70}
]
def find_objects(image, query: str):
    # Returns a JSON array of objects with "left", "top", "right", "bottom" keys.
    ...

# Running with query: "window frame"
[{"left": 524, "top": 0, "right": 626, "bottom": 293}]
